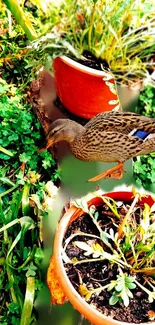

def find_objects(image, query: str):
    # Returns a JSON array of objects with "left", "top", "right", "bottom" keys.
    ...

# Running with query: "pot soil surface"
[
  {"left": 63, "top": 199, "right": 155, "bottom": 324},
  {"left": 73, "top": 51, "right": 110, "bottom": 71}
]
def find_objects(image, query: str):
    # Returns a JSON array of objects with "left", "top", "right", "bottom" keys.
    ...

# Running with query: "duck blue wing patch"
[{"left": 134, "top": 130, "right": 149, "bottom": 140}]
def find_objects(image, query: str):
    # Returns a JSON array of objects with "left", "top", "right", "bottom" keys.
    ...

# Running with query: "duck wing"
[
  {"left": 85, "top": 111, "right": 155, "bottom": 136},
  {"left": 81, "top": 130, "right": 144, "bottom": 162},
  {"left": 82, "top": 111, "right": 155, "bottom": 160},
  {"left": 81, "top": 128, "right": 155, "bottom": 162}
]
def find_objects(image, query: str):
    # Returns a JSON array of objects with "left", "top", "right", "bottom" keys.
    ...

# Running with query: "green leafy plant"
[
  {"left": 133, "top": 85, "right": 155, "bottom": 188},
  {"left": 136, "top": 86, "right": 155, "bottom": 118},
  {"left": 3, "top": 0, "right": 155, "bottom": 85},
  {"left": 62, "top": 190, "right": 155, "bottom": 309},
  {"left": 0, "top": 6, "right": 60, "bottom": 324},
  {"left": 2, "top": 0, "right": 56, "bottom": 40},
  {"left": 0, "top": 178, "right": 58, "bottom": 325},
  {"left": 108, "top": 270, "right": 136, "bottom": 307},
  {"left": 0, "top": 76, "right": 59, "bottom": 325},
  {"left": 26, "top": 0, "right": 155, "bottom": 86},
  {"left": 0, "top": 78, "right": 58, "bottom": 181}
]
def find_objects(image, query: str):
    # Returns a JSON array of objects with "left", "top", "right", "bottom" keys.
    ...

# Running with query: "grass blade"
[
  {"left": 20, "top": 277, "right": 35, "bottom": 325},
  {"left": 6, "top": 230, "right": 22, "bottom": 258}
]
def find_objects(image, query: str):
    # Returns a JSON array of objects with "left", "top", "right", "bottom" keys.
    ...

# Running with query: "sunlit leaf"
[{"left": 109, "top": 292, "right": 119, "bottom": 305}]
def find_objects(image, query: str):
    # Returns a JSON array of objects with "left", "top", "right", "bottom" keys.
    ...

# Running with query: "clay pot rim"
[
  {"left": 59, "top": 55, "right": 114, "bottom": 78},
  {"left": 54, "top": 191, "right": 155, "bottom": 325}
]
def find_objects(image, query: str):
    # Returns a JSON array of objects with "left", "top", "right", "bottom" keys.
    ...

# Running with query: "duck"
[{"left": 38, "top": 111, "right": 155, "bottom": 182}]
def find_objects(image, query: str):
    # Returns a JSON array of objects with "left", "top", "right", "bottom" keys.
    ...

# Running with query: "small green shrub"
[{"left": 133, "top": 85, "right": 155, "bottom": 188}]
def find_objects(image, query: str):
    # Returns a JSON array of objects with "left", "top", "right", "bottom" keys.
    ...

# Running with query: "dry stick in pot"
[{"left": 118, "top": 194, "right": 139, "bottom": 239}]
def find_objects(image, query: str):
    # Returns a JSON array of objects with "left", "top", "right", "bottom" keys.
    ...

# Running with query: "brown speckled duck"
[{"left": 39, "top": 111, "right": 155, "bottom": 182}]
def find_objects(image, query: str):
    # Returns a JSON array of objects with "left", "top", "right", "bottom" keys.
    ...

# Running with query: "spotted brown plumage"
[{"left": 38, "top": 111, "right": 155, "bottom": 181}]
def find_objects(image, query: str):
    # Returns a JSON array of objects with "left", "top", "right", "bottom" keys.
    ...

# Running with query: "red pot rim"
[
  {"left": 53, "top": 191, "right": 155, "bottom": 325},
  {"left": 59, "top": 55, "right": 114, "bottom": 78}
]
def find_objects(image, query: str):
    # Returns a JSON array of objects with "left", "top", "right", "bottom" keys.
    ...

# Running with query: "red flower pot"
[
  {"left": 52, "top": 191, "right": 155, "bottom": 325},
  {"left": 53, "top": 56, "right": 120, "bottom": 119}
]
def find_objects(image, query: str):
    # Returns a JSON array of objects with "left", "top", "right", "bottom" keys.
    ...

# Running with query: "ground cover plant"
[
  {"left": 0, "top": 3, "right": 60, "bottom": 324},
  {"left": 133, "top": 85, "right": 155, "bottom": 189}
]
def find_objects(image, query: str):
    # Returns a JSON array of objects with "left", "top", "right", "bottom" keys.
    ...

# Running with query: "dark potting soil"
[
  {"left": 69, "top": 50, "right": 110, "bottom": 71},
  {"left": 63, "top": 200, "right": 155, "bottom": 324},
  {"left": 70, "top": 51, "right": 141, "bottom": 85}
]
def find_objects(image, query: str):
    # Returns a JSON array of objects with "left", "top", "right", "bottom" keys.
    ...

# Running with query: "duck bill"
[{"left": 37, "top": 139, "right": 54, "bottom": 153}]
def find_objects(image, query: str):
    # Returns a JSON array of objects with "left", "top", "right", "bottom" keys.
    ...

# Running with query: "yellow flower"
[
  {"left": 47, "top": 255, "right": 66, "bottom": 305},
  {"left": 96, "top": 22, "right": 103, "bottom": 35}
]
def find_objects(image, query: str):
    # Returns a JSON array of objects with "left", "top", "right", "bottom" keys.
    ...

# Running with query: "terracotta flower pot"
[
  {"left": 53, "top": 56, "right": 120, "bottom": 119},
  {"left": 51, "top": 191, "right": 155, "bottom": 325}
]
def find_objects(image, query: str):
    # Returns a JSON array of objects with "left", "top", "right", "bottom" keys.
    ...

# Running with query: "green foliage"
[
  {"left": 0, "top": 5, "right": 59, "bottom": 325},
  {"left": 64, "top": 191, "right": 155, "bottom": 307},
  {"left": 1, "top": 302, "right": 20, "bottom": 325},
  {"left": 3, "top": 0, "right": 155, "bottom": 86},
  {"left": 133, "top": 154, "right": 155, "bottom": 188},
  {"left": 0, "top": 81, "right": 58, "bottom": 323},
  {"left": 108, "top": 271, "right": 136, "bottom": 307},
  {"left": 28, "top": 0, "right": 155, "bottom": 86},
  {"left": 133, "top": 85, "right": 155, "bottom": 188},
  {"left": 0, "top": 182, "right": 45, "bottom": 324},
  {"left": 0, "top": 78, "right": 57, "bottom": 181},
  {"left": 1, "top": 0, "right": 56, "bottom": 41},
  {"left": 136, "top": 85, "right": 155, "bottom": 118},
  {"left": 0, "top": 80, "right": 58, "bottom": 324}
]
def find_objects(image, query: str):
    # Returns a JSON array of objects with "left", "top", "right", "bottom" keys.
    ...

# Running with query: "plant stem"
[
  {"left": 22, "top": 183, "right": 30, "bottom": 216},
  {"left": 90, "top": 283, "right": 109, "bottom": 294},
  {"left": 135, "top": 278, "right": 155, "bottom": 300},
  {"left": 0, "top": 257, "right": 5, "bottom": 265},
  {"left": 3, "top": 0, "right": 38, "bottom": 41},
  {"left": 118, "top": 193, "right": 139, "bottom": 239},
  {"left": 88, "top": 2, "right": 96, "bottom": 51},
  {"left": 0, "top": 145, "right": 14, "bottom": 157},
  {"left": 73, "top": 0, "right": 78, "bottom": 10},
  {"left": 73, "top": 255, "right": 130, "bottom": 268},
  {"left": 7, "top": 246, "right": 36, "bottom": 270},
  {"left": 0, "top": 184, "right": 18, "bottom": 198},
  {"left": 0, "top": 219, "right": 19, "bottom": 233},
  {"left": 100, "top": 196, "right": 120, "bottom": 219},
  {"left": 6, "top": 265, "right": 18, "bottom": 304},
  {"left": 7, "top": 9, "right": 12, "bottom": 35},
  {"left": 63, "top": 232, "right": 113, "bottom": 259},
  {"left": 134, "top": 267, "right": 155, "bottom": 275}
]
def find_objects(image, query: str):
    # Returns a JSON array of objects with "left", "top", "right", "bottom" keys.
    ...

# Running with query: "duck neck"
[
  {"left": 68, "top": 121, "right": 86, "bottom": 158},
  {"left": 65, "top": 120, "right": 85, "bottom": 143}
]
